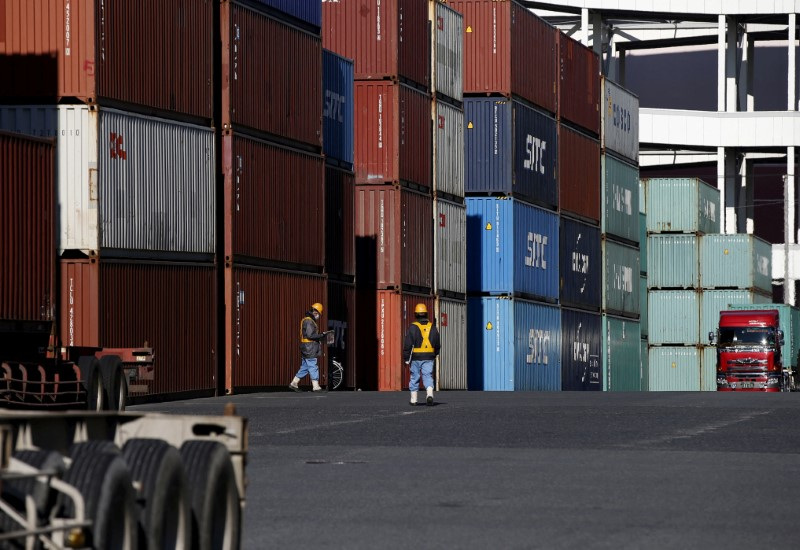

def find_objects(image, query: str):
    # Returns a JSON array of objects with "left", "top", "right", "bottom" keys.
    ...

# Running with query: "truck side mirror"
[
  {"left": 708, "top": 331, "right": 717, "bottom": 345},
  {"left": 777, "top": 329, "right": 785, "bottom": 345}
]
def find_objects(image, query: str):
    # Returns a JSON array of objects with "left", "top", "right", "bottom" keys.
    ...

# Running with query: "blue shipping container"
[
  {"left": 249, "top": 0, "right": 321, "bottom": 29},
  {"left": 561, "top": 308, "right": 602, "bottom": 391},
  {"left": 466, "top": 197, "right": 559, "bottom": 301},
  {"left": 559, "top": 217, "right": 601, "bottom": 310},
  {"left": 322, "top": 49, "right": 354, "bottom": 167},
  {"left": 467, "top": 297, "right": 561, "bottom": 391},
  {"left": 464, "top": 98, "right": 558, "bottom": 208}
]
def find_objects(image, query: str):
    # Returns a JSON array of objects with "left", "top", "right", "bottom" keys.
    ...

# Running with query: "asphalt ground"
[{"left": 132, "top": 390, "right": 800, "bottom": 550}]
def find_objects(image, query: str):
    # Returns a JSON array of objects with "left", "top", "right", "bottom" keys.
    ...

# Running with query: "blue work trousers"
[
  {"left": 409, "top": 359, "right": 434, "bottom": 392},
  {"left": 295, "top": 357, "right": 319, "bottom": 381}
]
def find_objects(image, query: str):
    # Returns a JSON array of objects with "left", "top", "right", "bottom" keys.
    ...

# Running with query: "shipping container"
[
  {"left": 0, "top": 0, "right": 213, "bottom": 122},
  {"left": 322, "top": 0, "right": 430, "bottom": 89},
  {"left": 466, "top": 197, "right": 559, "bottom": 301},
  {"left": 640, "top": 275, "right": 648, "bottom": 338},
  {"left": 559, "top": 125, "right": 601, "bottom": 223},
  {"left": 700, "top": 234, "right": 772, "bottom": 293},
  {"left": 561, "top": 308, "right": 601, "bottom": 391},
  {"left": 699, "top": 289, "right": 771, "bottom": 345},
  {"left": 246, "top": 0, "right": 322, "bottom": 30},
  {"left": 464, "top": 98, "right": 558, "bottom": 208},
  {"left": 355, "top": 185, "right": 433, "bottom": 290},
  {"left": 601, "top": 77, "right": 639, "bottom": 163},
  {"left": 558, "top": 33, "right": 600, "bottom": 136},
  {"left": 433, "top": 100, "right": 465, "bottom": 199},
  {"left": 648, "top": 290, "right": 700, "bottom": 346},
  {"left": 644, "top": 178, "right": 720, "bottom": 234},
  {"left": 728, "top": 303, "right": 800, "bottom": 368},
  {"left": 640, "top": 339, "right": 649, "bottom": 391},
  {"left": 436, "top": 297, "right": 468, "bottom": 390},
  {"left": 449, "top": 0, "right": 557, "bottom": 113},
  {"left": 647, "top": 234, "right": 699, "bottom": 289},
  {"left": 434, "top": 199, "right": 467, "bottom": 296},
  {"left": 601, "top": 154, "right": 639, "bottom": 243},
  {"left": 327, "top": 279, "right": 357, "bottom": 390},
  {"left": 325, "top": 165, "right": 356, "bottom": 279},
  {"left": 602, "top": 315, "right": 641, "bottom": 391},
  {"left": 322, "top": 49, "right": 355, "bottom": 168},
  {"left": 639, "top": 179, "right": 646, "bottom": 214},
  {"left": 602, "top": 239, "right": 640, "bottom": 317},
  {"left": 639, "top": 213, "right": 647, "bottom": 273},
  {"left": 559, "top": 217, "right": 601, "bottom": 311},
  {"left": 221, "top": 133, "right": 324, "bottom": 269},
  {"left": 431, "top": 1, "right": 464, "bottom": 103},
  {"left": 648, "top": 346, "right": 701, "bottom": 391},
  {"left": 61, "top": 258, "right": 217, "bottom": 398},
  {"left": 221, "top": 2, "right": 322, "bottom": 148},
  {"left": 700, "top": 346, "right": 716, "bottom": 391},
  {"left": 354, "top": 81, "right": 432, "bottom": 189},
  {"left": 467, "top": 296, "right": 561, "bottom": 391},
  {"left": 0, "top": 105, "right": 215, "bottom": 256}
]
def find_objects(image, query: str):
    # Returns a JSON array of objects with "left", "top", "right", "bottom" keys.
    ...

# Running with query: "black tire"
[
  {"left": 123, "top": 439, "right": 191, "bottom": 550},
  {"left": 78, "top": 356, "right": 105, "bottom": 411},
  {"left": 100, "top": 355, "right": 128, "bottom": 411},
  {"left": 180, "top": 441, "right": 240, "bottom": 550},
  {"left": 69, "top": 440, "right": 121, "bottom": 461}
]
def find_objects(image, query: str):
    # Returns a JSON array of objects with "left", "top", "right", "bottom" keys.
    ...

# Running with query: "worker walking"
[
  {"left": 290, "top": 302, "right": 331, "bottom": 392},
  {"left": 403, "top": 303, "right": 441, "bottom": 406}
]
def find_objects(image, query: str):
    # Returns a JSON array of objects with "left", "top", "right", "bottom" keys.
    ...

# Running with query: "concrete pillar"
[
  {"left": 718, "top": 15, "right": 726, "bottom": 111},
  {"left": 592, "top": 13, "right": 603, "bottom": 55},
  {"left": 746, "top": 33, "right": 755, "bottom": 111},
  {"left": 581, "top": 8, "right": 589, "bottom": 47},
  {"left": 784, "top": 147, "right": 797, "bottom": 305},
  {"left": 717, "top": 147, "right": 737, "bottom": 234},
  {"left": 739, "top": 154, "right": 754, "bottom": 234},
  {"left": 789, "top": 14, "right": 796, "bottom": 111},
  {"left": 738, "top": 28, "right": 753, "bottom": 112},
  {"left": 726, "top": 16, "right": 738, "bottom": 113},
  {"left": 619, "top": 49, "right": 626, "bottom": 87}
]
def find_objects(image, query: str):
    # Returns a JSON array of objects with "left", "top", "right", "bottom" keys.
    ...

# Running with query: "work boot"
[
  {"left": 409, "top": 391, "right": 418, "bottom": 406},
  {"left": 288, "top": 377, "right": 302, "bottom": 392},
  {"left": 312, "top": 380, "right": 326, "bottom": 392},
  {"left": 426, "top": 387, "right": 434, "bottom": 406}
]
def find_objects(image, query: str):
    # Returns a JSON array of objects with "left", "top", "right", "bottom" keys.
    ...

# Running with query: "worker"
[
  {"left": 403, "top": 303, "right": 441, "bottom": 406},
  {"left": 289, "top": 302, "right": 331, "bottom": 392}
]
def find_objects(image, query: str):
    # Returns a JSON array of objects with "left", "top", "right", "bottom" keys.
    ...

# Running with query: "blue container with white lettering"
[
  {"left": 559, "top": 217, "right": 601, "bottom": 310},
  {"left": 466, "top": 197, "right": 559, "bottom": 301},
  {"left": 322, "top": 49, "right": 354, "bottom": 168},
  {"left": 560, "top": 308, "right": 602, "bottom": 391},
  {"left": 467, "top": 296, "right": 561, "bottom": 391},
  {"left": 250, "top": 0, "right": 321, "bottom": 30},
  {"left": 464, "top": 97, "right": 558, "bottom": 209}
]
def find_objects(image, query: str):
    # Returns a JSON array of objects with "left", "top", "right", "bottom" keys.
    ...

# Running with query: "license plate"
[{"left": 738, "top": 382, "right": 756, "bottom": 389}]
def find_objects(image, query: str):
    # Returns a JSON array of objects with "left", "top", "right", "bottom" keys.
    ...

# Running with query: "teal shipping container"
[
  {"left": 602, "top": 239, "right": 640, "bottom": 317},
  {"left": 647, "top": 234, "right": 699, "bottom": 289},
  {"left": 602, "top": 315, "right": 641, "bottom": 391},
  {"left": 700, "top": 234, "right": 772, "bottom": 293},
  {"left": 648, "top": 290, "right": 700, "bottom": 345},
  {"left": 728, "top": 303, "right": 800, "bottom": 368},
  {"left": 601, "top": 154, "right": 639, "bottom": 243},
  {"left": 639, "top": 179, "right": 646, "bottom": 214},
  {"left": 639, "top": 212, "right": 647, "bottom": 273},
  {"left": 640, "top": 339, "right": 649, "bottom": 391},
  {"left": 648, "top": 346, "right": 701, "bottom": 391},
  {"left": 701, "top": 346, "right": 717, "bottom": 391},
  {"left": 644, "top": 177, "right": 720, "bottom": 234},
  {"left": 640, "top": 275, "right": 648, "bottom": 338},
  {"left": 700, "top": 289, "right": 771, "bottom": 345}
]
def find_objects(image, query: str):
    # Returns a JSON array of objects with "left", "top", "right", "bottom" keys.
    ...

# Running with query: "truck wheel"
[
  {"left": 100, "top": 356, "right": 127, "bottom": 411},
  {"left": 69, "top": 440, "right": 121, "bottom": 460},
  {"left": 78, "top": 356, "right": 105, "bottom": 411},
  {"left": 180, "top": 441, "right": 240, "bottom": 550},
  {"left": 0, "top": 450, "right": 66, "bottom": 538},
  {"left": 123, "top": 439, "right": 191, "bottom": 550}
]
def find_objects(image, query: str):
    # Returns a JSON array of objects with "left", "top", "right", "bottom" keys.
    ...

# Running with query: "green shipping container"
[
  {"left": 602, "top": 315, "right": 641, "bottom": 391},
  {"left": 728, "top": 303, "right": 800, "bottom": 368},
  {"left": 602, "top": 154, "right": 639, "bottom": 243},
  {"left": 644, "top": 177, "right": 720, "bottom": 234},
  {"left": 648, "top": 346, "right": 701, "bottom": 391},
  {"left": 602, "top": 239, "right": 640, "bottom": 317},
  {"left": 647, "top": 234, "right": 699, "bottom": 289},
  {"left": 700, "top": 289, "right": 772, "bottom": 345},
  {"left": 701, "top": 346, "right": 717, "bottom": 391},
  {"left": 641, "top": 339, "right": 649, "bottom": 391},
  {"left": 639, "top": 179, "right": 646, "bottom": 214},
  {"left": 648, "top": 290, "right": 700, "bottom": 345},
  {"left": 700, "top": 234, "right": 772, "bottom": 293},
  {"left": 640, "top": 275, "right": 648, "bottom": 338},
  {"left": 639, "top": 212, "right": 647, "bottom": 273}
]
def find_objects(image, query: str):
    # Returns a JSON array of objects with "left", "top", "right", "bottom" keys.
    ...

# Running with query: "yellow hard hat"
[
  {"left": 311, "top": 302, "right": 323, "bottom": 314},
  {"left": 414, "top": 303, "right": 427, "bottom": 315}
]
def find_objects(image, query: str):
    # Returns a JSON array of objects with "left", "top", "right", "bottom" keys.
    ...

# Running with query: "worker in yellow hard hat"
[
  {"left": 403, "top": 303, "right": 441, "bottom": 406},
  {"left": 289, "top": 302, "right": 331, "bottom": 392}
]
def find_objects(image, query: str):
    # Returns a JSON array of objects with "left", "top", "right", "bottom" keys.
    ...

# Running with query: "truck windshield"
[{"left": 718, "top": 327, "right": 775, "bottom": 347}]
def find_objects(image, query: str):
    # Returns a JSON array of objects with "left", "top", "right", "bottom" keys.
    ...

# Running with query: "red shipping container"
[
  {"left": 0, "top": 0, "right": 213, "bottom": 122},
  {"left": 327, "top": 279, "right": 357, "bottom": 390},
  {"left": 355, "top": 185, "right": 433, "bottom": 291},
  {"left": 559, "top": 124, "right": 601, "bottom": 223},
  {"left": 222, "top": 133, "right": 325, "bottom": 269},
  {"left": 59, "top": 258, "right": 217, "bottom": 399},
  {"left": 221, "top": 1, "right": 322, "bottom": 148},
  {"left": 322, "top": 0, "right": 430, "bottom": 89},
  {"left": 354, "top": 81, "right": 432, "bottom": 189},
  {"left": 450, "top": 0, "right": 557, "bottom": 114},
  {"left": 558, "top": 33, "right": 601, "bottom": 136},
  {"left": 224, "top": 265, "right": 327, "bottom": 391},
  {"left": 325, "top": 165, "right": 356, "bottom": 279}
]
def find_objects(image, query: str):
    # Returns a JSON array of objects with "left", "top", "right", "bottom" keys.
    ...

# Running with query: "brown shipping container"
[
  {"left": 355, "top": 185, "right": 433, "bottom": 291},
  {"left": 0, "top": 0, "right": 213, "bottom": 121},
  {"left": 450, "top": 0, "right": 557, "bottom": 114},
  {"left": 1, "top": 132, "right": 55, "bottom": 324},
  {"left": 355, "top": 81, "right": 432, "bottom": 188},
  {"left": 327, "top": 280, "right": 357, "bottom": 390},
  {"left": 559, "top": 124, "right": 601, "bottom": 223},
  {"left": 325, "top": 165, "right": 356, "bottom": 278},
  {"left": 322, "top": 0, "right": 430, "bottom": 89},
  {"left": 222, "top": 133, "right": 324, "bottom": 269},
  {"left": 60, "top": 259, "right": 217, "bottom": 398},
  {"left": 221, "top": 2, "right": 322, "bottom": 148},
  {"left": 558, "top": 33, "right": 601, "bottom": 136},
  {"left": 225, "top": 266, "right": 327, "bottom": 391}
]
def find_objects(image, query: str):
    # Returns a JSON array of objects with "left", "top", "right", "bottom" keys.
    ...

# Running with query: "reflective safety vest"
[
  {"left": 412, "top": 322, "right": 434, "bottom": 353},
  {"left": 300, "top": 316, "right": 317, "bottom": 343}
]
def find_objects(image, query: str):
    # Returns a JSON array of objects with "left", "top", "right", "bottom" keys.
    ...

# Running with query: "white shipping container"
[
  {"left": 434, "top": 198, "right": 466, "bottom": 295},
  {"left": 601, "top": 77, "right": 639, "bottom": 163},
  {"left": 436, "top": 297, "right": 467, "bottom": 390},
  {"left": 431, "top": 1, "right": 464, "bottom": 103},
  {"left": 433, "top": 99, "right": 465, "bottom": 198}
]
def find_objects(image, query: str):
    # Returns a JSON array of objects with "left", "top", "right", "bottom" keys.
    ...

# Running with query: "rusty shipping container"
[
  {"left": 222, "top": 133, "right": 324, "bottom": 269},
  {"left": 327, "top": 279, "right": 357, "bottom": 390},
  {"left": 325, "top": 165, "right": 356, "bottom": 279},
  {"left": 221, "top": 1, "right": 322, "bottom": 148},
  {"left": 0, "top": 0, "right": 213, "bottom": 122},
  {"left": 559, "top": 124, "right": 601, "bottom": 223},
  {"left": 355, "top": 185, "right": 433, "bottom": 291},
  {"left": 450, "top": 0, "right": 557, "bottom": 114},
  {"left": 60, "top": 258, "right": 217, "bottom": 399},
  {"left": 322, "top": 0, "right": 430, "bottom": 90},
  {"left": 354, "top": 81, "right": 432, "bottom": 189},
  {"left": 558, "top": 33, "right": 601, "bottom": 136},
  {"left": 225, "top": 265, "right": 327, "bottom": 392},
  {"left": 0, "top": 132, "right": 55, "bottom": 324}
]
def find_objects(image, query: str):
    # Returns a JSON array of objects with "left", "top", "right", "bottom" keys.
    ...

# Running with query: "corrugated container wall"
[
  {"left": 0, "top": 132, "right": 54, "bottom": 324},
  {"left": 327, "top": 280, "right": 357, "bottom": 390},
  {"left": 248, "top": 0, "right": 322, "bottom": 29},
  {"left": 221, "top": 3, "right": 322, "bottom": 148},
  {"left": 639, "top": 213, "right": 647, "bottom": 273},
  {"left": 601, "top": 77, "right": 639, "bottom": 163},
  {"left": 559, "top": 217, "right": 601, "bottom": 311},
  {"left": 561, "top": 308, "right": 602, "bottom": 391},
  {"left": 639, "top": 275, "right": 648, "bottom": 338},
  {"left": 464, "top": 98, "right": 558, "bottom": 208},
  {"left": 700, "top": 234, "right": 772, "bottom": 293},
  {"left": 729, "top": 303, "right": 800, "bottom": 368},
  {"left": 559, "top": 125, "right": 601, "bottom": 223},
  {"left": 322, "top": 50, "right": 355, "bottom": 168},
  {"left": 558, "top": 33, "right": 600, "bottom": 136},
  {"left": 648, "top": 290, "right": 700, "bottom": 345},
  {"left": 325, "top": 165, "right": 356, "bottom": 279},
  {"left": 602, "top": 315, "right": 641, "bottom": 391},
  {"left": 354, "top": 82, "right": 432, "bottom": 189},
  {"left": 640, "top": 339, "right": 649, "bottom": 391},
  {"left": 436, "top": 298, "right": 468, "bottom": 390},
  {"left": 434, "top": 200, "right": 467, "bottom": 295},
  {"left": 433, "top": 100, "right": 465, "bottom": 199},
  {"left": 700, "top": 346, "right": 717, "bottom": 391},
  {"left": 645, "top": 178, "right": 720, "bottom": 234},
  {"left": 700, "top": 290, "right": 771, "bottom": 346},
  {"left": 450, "top": 1, "right": 557, "bottom": 113},
  {"left": 647, "top": 234, "right": 699, "bottom": 289},
  {"left": 431, "top": 1, "right": 464, "bottom": 103},
  {"left": 466, "top": 198, "right": 559, "bottom": 301},
  {"left": 0, "top": 0, "right": 214, "bottom": 122},
  {"left": 601, "top": 154, "right": 639, "bottom": 243},
  {"left": 467, "top": 297, "right": 561, "bottom": 391},
  {"left": 648, "top": 347, "right": 701, "bottom": 391},
  {"left": 322, "top": 0, "right": 430, "bottom": 89},
  {"left": 602, "top": 239, "right": 640, "bottom": 317}
]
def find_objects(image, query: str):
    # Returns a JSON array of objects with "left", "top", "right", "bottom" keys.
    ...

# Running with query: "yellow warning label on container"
[
  {"left": 671, "top": 362, "right": 677, "bottom": 368},
  {"left": 467, "top": 121, "right": 474, "bottom": 129},
  {"left": 466, "top": 26, "right": 473, "bottom": 33},
  {"left": 486, "top": 322, "right": 493, "bottom": 330},
  {"left": 724, "top": 249, "right": 729, "bottom": 255},
  {"left": 485, "top": 222, "right": 492, "bottom": 230}
]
